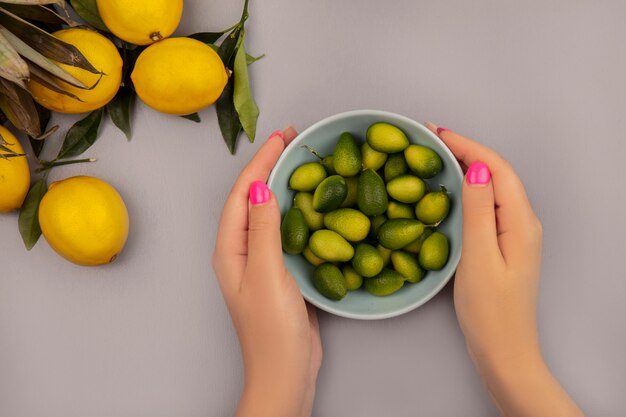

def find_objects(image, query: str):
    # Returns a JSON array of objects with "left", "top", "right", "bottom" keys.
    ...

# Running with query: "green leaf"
[
  {"left": 188, "top": 31, "right": 227, "bottom": 45},
  {"left": 107, "top": 87, "right": 134, "bottom": 141},
  {"left": 218, "top": 27, "right": 241, "bottom": 66},
  {"left": 18, "top": 178, "right": 47, "bottom": 251},
  {"left": 180, "top": 112, "right": 201, "bottom": 123},
  {"left": 57, "top": 107, "right": 104, "bottom": 159},
  {"left": 233, "top": 38, "right": 259, "bottom": 142},
  {"left": 246, "top": 53, "right": 265, "bottom": 66},
  {"left": 69, "top": 0, "right": 108, "bottom": 31},
  {"left": 216, "top": 78, "right": 242, "bottom": 154},
  {"left": 118, "top": 45, "right": 143, "bottom": 91}
]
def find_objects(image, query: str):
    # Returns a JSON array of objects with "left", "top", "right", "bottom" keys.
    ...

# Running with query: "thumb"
[
  {"left": 461, "top": 161, "right": 500, "bottom": 258},
  {"left": 246, "top": 180, "right": 284, "bottom": 271}
]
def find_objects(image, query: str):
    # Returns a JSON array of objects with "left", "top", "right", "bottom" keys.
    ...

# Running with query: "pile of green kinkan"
[{"left": 280, "top": 122, "right": 451, "bottom": 301}]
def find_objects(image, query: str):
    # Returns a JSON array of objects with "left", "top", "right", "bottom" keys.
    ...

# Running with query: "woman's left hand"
[{"left": 213, "top": 128, "right": 322, "bottom": 417}]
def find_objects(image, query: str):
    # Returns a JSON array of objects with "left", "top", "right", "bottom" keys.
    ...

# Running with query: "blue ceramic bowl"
[{"left": 268, "top": 110, "right": 463, "bottom": 320}]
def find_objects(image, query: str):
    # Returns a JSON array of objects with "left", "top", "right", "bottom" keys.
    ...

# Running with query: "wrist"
[
  {"left": 236, "top": 367, "right": 315, "bottom": 417},
  {"left": 473, "top": 345, "right": 546, "bottom": 386},
  {"left": 470, "top": 347, "right": 582, "bottom": 417},
  {"left": 468, "top": 337, "right": 543, "bottom": 375}
]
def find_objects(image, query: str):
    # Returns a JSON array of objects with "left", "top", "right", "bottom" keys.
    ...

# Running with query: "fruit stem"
[
  {"left": 36, "top": 158, "right": 97, "bottom": 173},
  {"left": 241, "top": 0, "right": 250, "bottom": 23},
  {"left": 302, "top": 145, "right": 323, "bottom": 160},
  {"left": 223, "top": 0, "right": 250, "bottom": 42},
  {"left": 150, "top": 32, "right": 163, "bottom": 42}
]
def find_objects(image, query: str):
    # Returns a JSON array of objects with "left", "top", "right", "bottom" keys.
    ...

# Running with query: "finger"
[
  {"left": 425, "top": 122, "right": 467, "bottom": 174},
  {"left": 245, "top": 181, "right": 285, "bottom": 275},
  {"left": 460, "top": 161, "right": 502, "bottom": 260},
  {"left": 213, "top": 131, "right": 287, "bottom": 294},
  {"left": 425, "top": 122, "right": 539, "bottom": 264},
  {"left": 426, "top": 121, "right": 499, "bottom": 256},
  {"left": 283, "top": 125, "right": 298, "bottom": 145},
  {"left": 239, "top": 126, "right": 299, "bottom": 278}
]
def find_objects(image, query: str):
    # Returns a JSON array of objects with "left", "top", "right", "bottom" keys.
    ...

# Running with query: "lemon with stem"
[
  {"left": 96, "top": 0, "right": 183, "bottom": 45},
  {"left": 131, "top": 37, "right": 229, "bottom": 115},
  {"left": 39, "top": 176, "right": 129, "bottom": 266}
]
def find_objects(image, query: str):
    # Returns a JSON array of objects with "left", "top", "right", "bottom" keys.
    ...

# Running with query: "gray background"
[{"left": 1, "top": 0, "right": 625, "bottom": 415}]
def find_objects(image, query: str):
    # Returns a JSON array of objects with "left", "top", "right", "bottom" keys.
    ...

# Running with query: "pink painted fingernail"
[
  {"left": 249, "top": 181, "right": 271, "bottom": 205},
  {"left": 437, "top": 127, "right": 451, "bottom": 135},
  {"left": 268, "top": 130, "right": 284, "bottom": 141},
  {"left": 466, "top": 161, "right": 491, "bottom": 186}
]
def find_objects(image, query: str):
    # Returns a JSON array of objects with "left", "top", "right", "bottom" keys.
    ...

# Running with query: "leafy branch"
[
  {"left": 190, "top": 0, "right": 260, "bottom": 154},
  {"left": 4, "top": 0, "right": 263, "bottom": 251}
]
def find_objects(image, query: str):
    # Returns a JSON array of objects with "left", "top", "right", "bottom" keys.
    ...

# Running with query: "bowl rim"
[{"left": 268, "top": 109, "right": 463, "bottom": 320}]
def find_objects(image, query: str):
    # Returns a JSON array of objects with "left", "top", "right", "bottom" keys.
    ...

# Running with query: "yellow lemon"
[
  {"left": 131, "top": 37, "right": 228, "bottom": 115},
  {"left": 0, "top": 126, "right": 30, "bottom": 213},
  {"left": 28, "top": 28, "right": 122, "bottom": 114},
  {"left": 96, "top": 0, "right": 183, "bottom": 45},
  {"left": 39, "top": 176, "right": 129, "bottom": 266}
]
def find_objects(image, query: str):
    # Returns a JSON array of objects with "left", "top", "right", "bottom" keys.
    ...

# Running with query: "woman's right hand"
[
  {"left": 426, "top": 123, "right": 584, "bottom": 417},
  {"left": 213, "top": 128, "right": 321, "bottom": 417}
]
